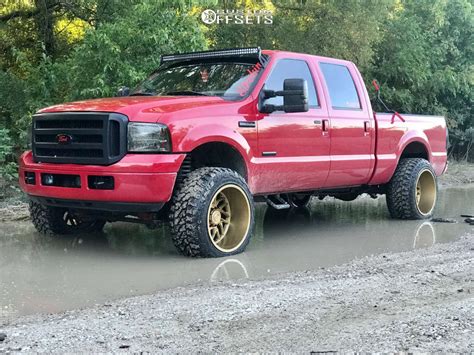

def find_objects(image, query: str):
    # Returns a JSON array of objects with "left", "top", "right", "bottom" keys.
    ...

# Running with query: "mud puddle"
[{"left": 1, "top": 186, "right": 472, "bottom": 321}]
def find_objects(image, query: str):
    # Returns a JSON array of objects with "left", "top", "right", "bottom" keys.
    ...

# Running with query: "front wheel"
[
  {"left": 170, "top": 167, "right": 255, "bottom": 257},
  {"left": 386, "top": 158, "right": 438, "bottom": 219},
  {"left": 29, "top": 201, "right": 105, "bottom": 235}
]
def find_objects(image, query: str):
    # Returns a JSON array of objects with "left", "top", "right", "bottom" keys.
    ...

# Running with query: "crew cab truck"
[{"left": 19, "top": 47, "right": 448, "bottom": 257}]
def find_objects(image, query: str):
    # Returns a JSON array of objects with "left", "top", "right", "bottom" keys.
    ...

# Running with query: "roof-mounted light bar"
[{"left": 161, "top": 47, "right": 266, "bottom": 65}]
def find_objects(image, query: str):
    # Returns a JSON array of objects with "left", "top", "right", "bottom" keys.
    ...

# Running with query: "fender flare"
[
  {"left": 396, "top": 131, "right": 432, "bottom": 164},
  {"left": 174, "top": 124, "right": 254, "bottom": 172},
  {"left": 376, "top": 131, "right": 433, "bottom": 184}
]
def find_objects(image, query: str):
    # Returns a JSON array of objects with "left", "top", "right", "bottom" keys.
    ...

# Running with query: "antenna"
[{"left": 372, "top": 79, "right": 405, "bottom": 124}]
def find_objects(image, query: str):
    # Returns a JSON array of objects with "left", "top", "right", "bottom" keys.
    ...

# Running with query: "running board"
[{"left": 265, "top": 195, "right": 291, "bottom": 210}]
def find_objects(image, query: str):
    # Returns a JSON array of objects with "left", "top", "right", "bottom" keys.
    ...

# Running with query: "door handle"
[
  {"left": 364, "top": 121, "right": 371, "bottom": 136},
  {"left": 364, "top": 121, "right": 370, "bottom": 132},
  {"left": 322, "top": 119, "right": 329, "bottom": 132},
  {"left": 321, "top": 119, "right": 330, "bottom": 137}
]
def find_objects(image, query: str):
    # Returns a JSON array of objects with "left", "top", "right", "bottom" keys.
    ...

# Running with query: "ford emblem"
[{"left": 56, "top": 134, "right": 73, "bottom": 144}]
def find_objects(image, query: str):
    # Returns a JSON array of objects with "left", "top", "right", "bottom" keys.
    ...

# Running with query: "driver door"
[{"left": 255, "top": 58, "right": 330, "bottom": 194}]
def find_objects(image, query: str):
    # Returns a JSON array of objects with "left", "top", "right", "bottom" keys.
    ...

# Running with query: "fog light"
[
  {"left": 88, "top": 176, "right": 114, "bottom": 190},
  {"left": 42, "top": 174, "right": 54, "bottom": 185},
  {"left": 24, "top": 172, "right": 36, "bottom": 185}
]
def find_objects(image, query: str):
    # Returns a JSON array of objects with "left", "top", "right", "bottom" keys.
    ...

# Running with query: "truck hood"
[{"left": 38, "top": 96, "right": 233, "bottom": 122}]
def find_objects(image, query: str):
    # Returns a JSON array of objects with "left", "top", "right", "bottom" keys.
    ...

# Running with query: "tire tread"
[
  {"left": 169, "top": 167, "right": 254, "bottom": 257},
  {"left": 386, "top": 158, "right": 437, "bottom": 219}
]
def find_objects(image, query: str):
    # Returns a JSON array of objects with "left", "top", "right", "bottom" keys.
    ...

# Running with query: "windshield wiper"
[{"left": 165, "top": 90, "right": 209, "bottom": 96}]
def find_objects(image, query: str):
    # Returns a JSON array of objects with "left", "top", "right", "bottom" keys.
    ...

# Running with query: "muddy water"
[{"left": 1, "top": 187, "right": 472, "bottom": 320}]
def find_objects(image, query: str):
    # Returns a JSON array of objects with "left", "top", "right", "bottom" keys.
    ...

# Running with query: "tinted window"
[
  {"left": 132, "top": 62, "right": 262, "bottom": 100},
  {"left": 264, "top": 59, "right": 318, "bottom": 108},
  {"left": 320, "top": 63, "right": 361, "bottom": 109}
]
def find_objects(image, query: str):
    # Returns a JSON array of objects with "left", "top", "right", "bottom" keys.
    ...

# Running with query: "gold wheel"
[
  {"left": 207, "top": 184, "right": 251, "bottom": 253},
  {"left": 415, "top": 169, "right": 437, "bottom": 216}
]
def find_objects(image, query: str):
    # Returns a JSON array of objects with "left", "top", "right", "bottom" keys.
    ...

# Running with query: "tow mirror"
[
  {"left": 117, "top": 86, "right": 130, "bottom": 97},
  {"left": 282, "top": 78, "right": 309, "bottom": 113},
  {"left": 260, "top": 78, "right": 309, "bottom": 113}
]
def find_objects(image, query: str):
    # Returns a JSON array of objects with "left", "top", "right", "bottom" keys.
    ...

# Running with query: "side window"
[
  {"left": 319, "top": 63, "right": 361, "bottom": 109},
  {"left": 264, "top": 59, "right": 318, "bottom": 108}
]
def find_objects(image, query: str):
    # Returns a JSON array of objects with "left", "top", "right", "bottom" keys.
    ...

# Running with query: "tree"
[
  {"left": 370, "top": 0, "right": 473, "bottom": 159},
  {"left": 210, "top": 0, "right": 394, "bottom": 73},
  {"left": 0, "top": 0, "right": 210, "bottom": 185},
  {"left": 60, "top": 1, "right": 209, "bottom": 99}
]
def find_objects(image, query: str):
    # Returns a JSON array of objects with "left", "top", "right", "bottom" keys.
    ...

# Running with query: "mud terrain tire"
[
  {"left": 170, "top": 167, "right": 255, "bottom": 257},
  {"left": 386, "top": 158, "right": 438, "bottom": 219},
  {"left": 29, "top": 200, "right": 105, "bottom": 235}
]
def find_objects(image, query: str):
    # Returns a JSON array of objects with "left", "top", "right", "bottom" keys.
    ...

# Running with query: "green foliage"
[
  {"left": 0, "top": 49, "right": 65, "bottom": 154},
  {"left": 62, "top": 1, "right": 208, "bottom": 99},
  {"left": 370, "top": 0, "right": 473, "bottom": 159},
  {"left": 0, "top": 128, "right": 17, "bottom": 182},
  {"left": 210, "top": 1, "right": 394, "bottom": 73},
  {"left": 0, "top": 0, "right": 208, "bottom": 170},
  {"left": 272, "top": 0, "right": 394, "bottom": 73}
]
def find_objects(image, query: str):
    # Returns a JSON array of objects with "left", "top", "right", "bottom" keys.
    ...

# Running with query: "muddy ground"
[
  {"left": 0, "top": 162, "right": 473, "bottom": 352},
  {"left": 437, "top": 161, "right": 474, "bottom": 187},
  {"left": 0, "top": 234, "right": 472, "bottom": 352}
]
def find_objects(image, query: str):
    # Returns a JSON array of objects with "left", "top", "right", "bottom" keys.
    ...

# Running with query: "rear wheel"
[
  {"left": 386, "top": 158, "right": 437, "bottom": 219},
  {"left": 170, "top": 167, "right": 254, "bottom": 257},
  {"left": 29, "top": 201, "right": 105, "bottom": 235}
]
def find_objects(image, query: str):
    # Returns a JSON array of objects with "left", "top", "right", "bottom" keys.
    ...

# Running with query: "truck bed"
[{"left": 370, "top": 112, "right": 448, "bottom": 185}]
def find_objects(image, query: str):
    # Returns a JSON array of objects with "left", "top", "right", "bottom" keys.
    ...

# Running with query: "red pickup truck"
[{"left": 19, "top": 48, "right": 448, "bottom": 257}]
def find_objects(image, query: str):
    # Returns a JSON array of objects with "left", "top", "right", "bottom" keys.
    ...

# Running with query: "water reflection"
[
  {"left": 210, "top": 258, "right": 250, "bottom": 283},
  {"left": 413, "top": 221, "right": 436, "bottom": 248},
  {"left": 0, "top": 187, "right": 472, "bottom": 320}
]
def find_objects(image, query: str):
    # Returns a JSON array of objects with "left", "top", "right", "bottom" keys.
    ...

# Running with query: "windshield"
[{"left": 131, "top": 61, "right": 263, "bottom": 100}]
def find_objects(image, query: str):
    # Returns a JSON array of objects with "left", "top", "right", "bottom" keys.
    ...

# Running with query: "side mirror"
[
  {"left": 117, "top": 86, "right": 130, "bottom": 97},
  {"left": 282, "top": 78, "right": 308, "bottom": 113},
  {"left": 259, "top": 78, "right": 309, "bottom": 113}
]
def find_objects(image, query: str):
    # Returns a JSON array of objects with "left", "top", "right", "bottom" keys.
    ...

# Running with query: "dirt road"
[{"left": 1, "top": 233, "right": 472, "bottom": 352}]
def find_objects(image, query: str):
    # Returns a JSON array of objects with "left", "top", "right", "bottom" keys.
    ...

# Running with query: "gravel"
[{"left": 0, "top": 233, "right": 472, "bottom": 353}]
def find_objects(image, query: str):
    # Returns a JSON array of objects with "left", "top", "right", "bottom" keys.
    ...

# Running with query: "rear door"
[
  {"left": 255, "top": 58, "right": 330, "bottom": 194},
  {"left": 317, "top": 61, "right": 374, "bottom": 187}
]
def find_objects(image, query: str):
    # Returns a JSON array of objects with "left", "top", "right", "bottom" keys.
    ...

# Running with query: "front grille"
[{"left": 32, "top": 112, "right": 128, "bottom": 165}]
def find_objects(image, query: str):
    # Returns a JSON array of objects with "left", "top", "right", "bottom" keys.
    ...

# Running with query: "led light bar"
[{"left": 161, "top": 47, "right": 264, "bottom": 65}]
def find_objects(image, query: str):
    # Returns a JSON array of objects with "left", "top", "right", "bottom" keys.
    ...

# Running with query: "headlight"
[{"left": 127, "top": 122, "right": 171, "bottom": 152}]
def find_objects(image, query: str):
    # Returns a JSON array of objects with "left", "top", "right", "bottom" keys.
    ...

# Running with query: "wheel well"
[
  {"left": 401, "top": 142, "right": 429, "bottom": 161},
  {"left": 178, "top": 142, "right": 248, "bottom": 183}
]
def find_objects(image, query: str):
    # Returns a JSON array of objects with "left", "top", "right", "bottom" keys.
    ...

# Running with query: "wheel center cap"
[{"left": 211, "top": 210, "right": 222, "bottom": 225}]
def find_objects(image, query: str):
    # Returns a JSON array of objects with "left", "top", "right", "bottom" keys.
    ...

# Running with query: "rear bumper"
[{"left": 19, "top": 151, "right": 186, "bottom": 205}]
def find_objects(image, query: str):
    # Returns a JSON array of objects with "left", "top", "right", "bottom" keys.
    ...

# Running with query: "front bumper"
[
  {"left": 19, "top": 151, "right": 186, "bottom": 206},
  {"left": 28, "top": 195, "right": 165, "bottom": 212}
]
